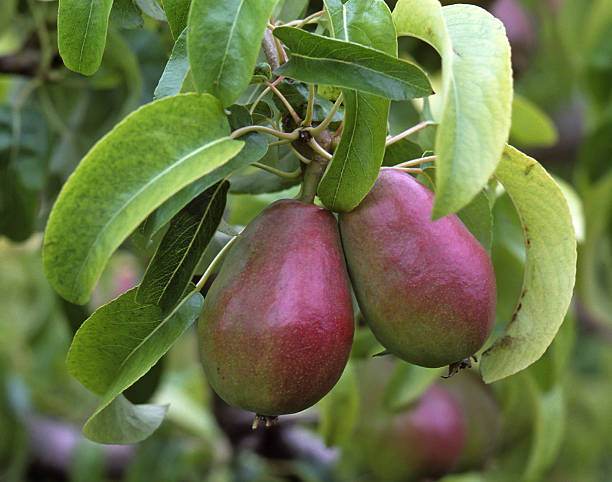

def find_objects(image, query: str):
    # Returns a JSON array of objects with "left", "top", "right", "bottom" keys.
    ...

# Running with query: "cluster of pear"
[{"left": 198, "top": 169, "right": 497, "bottom": 418}]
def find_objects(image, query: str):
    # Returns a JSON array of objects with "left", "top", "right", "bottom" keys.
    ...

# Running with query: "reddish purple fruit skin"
[
  {"left": 199, "top": 199, "right": 354, "bottom": 416},
  {"left": 392, "top": 385, "right": 466, "bottom": 478},
  {"left": 339, "top": 170, "right": 496, "bottom": 367}
]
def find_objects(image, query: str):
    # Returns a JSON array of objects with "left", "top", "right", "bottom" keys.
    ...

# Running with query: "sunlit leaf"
[
  {"left": 43, "top": 94, "right": 244, "bottom": 304},
  {"left": 393, "top": 0, "right": 512, "bottom": 218},
  {"left": 480, "top": 146, "right": 576, "bottom": 383}
]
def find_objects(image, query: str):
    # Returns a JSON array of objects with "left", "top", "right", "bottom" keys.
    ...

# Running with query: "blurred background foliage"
[{"left": 0, "top": 0, "right": 611, "bottom": 480}]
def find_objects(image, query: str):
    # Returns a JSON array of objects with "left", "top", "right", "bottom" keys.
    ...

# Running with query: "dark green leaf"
[
  {"left": 136, "top": 181, "right": 229, "bottom": 312},
  {"left": 110, "top": 0, "right": 144, "bottom": 29},
  {"left": 82, "top": 394, "right": 168, "bottom": 444},
  {"left": 160, "top": 0, "right": 191, "bottom": 39},
  {"left": 250, "top": 63, "right": 272, "bottom": 84},
  {"left": 273, "top": 26, "right": 432, "bottom": 101},
  {"left": 457, "top": 189, "right": 493, "bottom": 253},
  {"left": 43, "top": 94, "right": 244, "bottom": 304},
  {"left": 187, "top": 0, "right": 278, "bottom": 106},
  {"left": 382, "top": 139, "right": 423, "bottom": 166},
  {"left": 317, "top": 0, "right": 396, "bottom": 212},
  {"left": 480, "top": 146, "right": 577, "bottom": 383},
  {"left": 153, "top": 28, "right": 190, "bottom": 100},
  {"left": 0, "top": 105, "right": 49, "bottom": 241},
  {"left": 393, "top": 0, "right": 513, "bottom": 218},
  {"left": 135, "top": 0, "right": 166, "bottom": 20},
  {"left": 58, "top": 0, "right": 114, "bottom": 75},
  {"left": 124, "top": 357, "right": 165, "bottom": 403}
]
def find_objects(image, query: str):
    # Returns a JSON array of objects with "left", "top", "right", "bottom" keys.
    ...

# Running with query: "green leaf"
[
  {"left": 154, "top": 28, "right": 190, "bottom": 100},
  {"left": 510, "top": 94, "right": 559, "bottom": 148},
  {"left": 317, "top": 0, "right": 396, "bottom": 212},
  {"left": 393, "top": 0, "right": 513, "bottom": 218},
  {"left": 110, "top": 0, "right": 144, "bottom": 29},
  {"left": 69, "top": 287, "right": 203, "bottom": 442},
  {"left": 457, "top": 189, "right": 493, "bottom": 253},
  {"left": 273, "top": 0, "right": 308, "bottom": 23},
  {"left": 82, "top": 394, "right": 168, "bottom": 444},
  {"left": 0, "top": 105, "right": 49, "bottom": 241},
  {"left": 480, "top": 146, "right": 577, "bottom": 383},
  {"left": 135, "top": 0, "right": 167, "bottom": 20},
  {"left": 578, "top": 172, "right": 612, "bottom": 324},
  {"left": 383, "top": 362, "right": 440, "bottom": 412},
  {"left": 273, "top": 27, "right": 432, "bottom": 101},
  {"left": 229, "top": 144, "right": 301, "bottom": 194},
  {"left": 43, "top": 94, "right": 244, "bottom": 305},
  {"left": 136, "top": 181, "right": 229, "bottom": 312},
  {"left": 58, "top": 0, "right": 114, "bottom": 75},
  {"left": 67, "top": 286, "right": 202, "bottom": 394},
  {"left": 139, "top": 105, "right": 267, "bottom": 244},
  {"left": 187, "top": 0, "right": 278, "bottom": 106},
  {"left": 160, "top": 0, "right": 191, "bottom": 39},
  {"left": 382, "top": 139, "right": 423, "bottom": 166},
  {"left": 524, "top": 382, "right": 565, "bottom": 482},
  {"left": 318, "top": 361, "right": 359, "bottom": 446},
  {"left": 554, "top": 176, "right": 585, "bottom": 243}
]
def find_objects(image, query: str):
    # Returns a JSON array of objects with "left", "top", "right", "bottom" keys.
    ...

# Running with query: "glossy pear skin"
[
  {"left": 339, "top": 170, "right": 496, "bottom": 367},
  {"left": 199, "top": 199, "right": 354, "bottom": 416}
]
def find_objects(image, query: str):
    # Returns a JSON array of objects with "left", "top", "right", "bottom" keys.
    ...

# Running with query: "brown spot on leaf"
[{"left": 525, "top": 163, "right": 535, "bottom": 175}]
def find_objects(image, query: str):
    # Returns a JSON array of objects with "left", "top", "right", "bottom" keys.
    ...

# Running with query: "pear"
[
  {"left": 445, "top": 370, "right": 502, "bottom": 470},
  {"left": 339, "top": 170, "right": 496, "bottom": 367},
  {"left": 356, "top": 380, "right": 466, "bottom": 481},
  {"left": 199, "top": 199, "right": 354, "bottom": 416}
]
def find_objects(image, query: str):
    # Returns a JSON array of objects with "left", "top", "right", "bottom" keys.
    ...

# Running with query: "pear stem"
[
  {"left": 298, "top": 158, "right": 326, "bottom": 204},
  {"left": 385, "top": 121, "right": 436, "bottom": 146}
]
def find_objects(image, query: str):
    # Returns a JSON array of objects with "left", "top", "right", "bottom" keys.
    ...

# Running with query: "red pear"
[
  {"left": 339, "top": 170, "right": 496, "bottom": 367},
  {"left": 198, "top": 199, "right": 354, "bottom": 416},
  {"left": 357, "top": 381, "right": 466, "bottom": 481}
]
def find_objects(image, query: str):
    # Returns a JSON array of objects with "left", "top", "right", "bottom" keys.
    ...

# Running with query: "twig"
[
  {"left": 288, "top": 144, "right": 313, "bottom": 164},
  {"left": 308, "top": 93, "right": 343, "bottom": 137},
  {"left": 302, "top": 83, "right": 315, "bottom": 127},
  {"left": 385, "top": 121, "right": 436, "bottom": 147},
  {"left": 394, "top": 155, "right": 436, "bottom": 168},
  {"left": 283, "top": 10, "right": 326, "bottom": 28},
  {"left": 252, "top": 162, "right": 302, "bottom": 179},
  {"left": 266, "top": 81, "right": 301, "bottom": 124},
  {"left": 381, "top": 167, "right": 423, "bottom": 173},
  {"left": 262, "top": 28, "right": 280, "bottom": 70},
  {"left": 230, "top": 125, "right": 299, "bottom": 141},
  {"left": 308, "top": 138, "right": 332, "bottom": 161}
]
